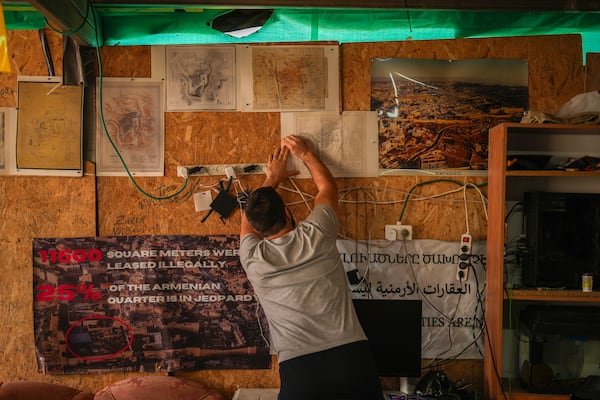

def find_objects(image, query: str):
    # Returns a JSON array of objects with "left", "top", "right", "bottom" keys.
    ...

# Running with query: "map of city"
[
  {"left": 97, "top": 79, "right": 164, "bottom": 176},
  {"left": 166, "top": 45, "right": 236, "bottom": 111},
  {"left": 252, "top": 46, "right": 328, "bottom": 110},
  {"left": 16, "top": 80, "right": 82, "bottom": 171}
]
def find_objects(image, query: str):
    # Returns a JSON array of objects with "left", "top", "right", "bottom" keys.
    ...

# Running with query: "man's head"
[{"left": 244, "top": 187, "right": 288, "bottom": 237}]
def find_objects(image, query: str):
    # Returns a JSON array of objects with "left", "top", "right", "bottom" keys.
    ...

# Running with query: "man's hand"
[
  {"left": 282, "top": 135, "right": 313, "bottom": 161},
  {"left": 282, "top": 134, "right": 338, "bottom": 211},
  {"left": 262, "top": 144, "right": 299, "bottom": 188}
]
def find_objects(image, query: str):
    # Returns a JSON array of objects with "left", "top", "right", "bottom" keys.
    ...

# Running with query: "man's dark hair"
[{"left": 245, "top": 187, "right": 287, "bottom": 237}]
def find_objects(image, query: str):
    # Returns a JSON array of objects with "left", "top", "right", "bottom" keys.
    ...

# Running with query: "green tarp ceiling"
[{"left": 3, "top": 3, "right": 599, "bottom": 60}]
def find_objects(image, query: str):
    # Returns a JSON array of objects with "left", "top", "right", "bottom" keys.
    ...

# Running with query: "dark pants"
[{"left": 278, "top": 341, "right": 384, "bottom": 400}]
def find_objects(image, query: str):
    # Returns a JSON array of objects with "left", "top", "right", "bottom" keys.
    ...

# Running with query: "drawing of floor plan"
[{"left": 280, "top": 111, "right": 378, "bottom": 178}]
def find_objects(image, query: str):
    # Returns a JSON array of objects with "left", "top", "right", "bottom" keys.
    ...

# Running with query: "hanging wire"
[{"left": 89, "top": 1, "right": 189, "bottom": 201}]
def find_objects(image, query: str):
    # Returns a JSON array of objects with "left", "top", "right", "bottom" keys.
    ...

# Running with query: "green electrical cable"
[
  {"left": 91, "top": 1, "right": 189, "bottom": 201},
  {"left": 397, "top": 178, "right": 488, "bottom": 222}
]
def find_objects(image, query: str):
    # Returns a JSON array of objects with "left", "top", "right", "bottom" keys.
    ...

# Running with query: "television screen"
[{"left": 352, "top": 299, "right": 422, "bottom": 377}]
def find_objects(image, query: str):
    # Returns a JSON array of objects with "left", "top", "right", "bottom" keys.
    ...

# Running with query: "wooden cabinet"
[{"left": 483, "top": 122, "right": 600, "bottom": 400}]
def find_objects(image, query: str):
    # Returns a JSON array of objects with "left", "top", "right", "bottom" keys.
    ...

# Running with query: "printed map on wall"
[
  {"left": 96, "top": 78, "right": 164, "bottom": 176},
  {"left": 16, "top": 79, "right": 83, "bottom": 173},
  {"left": 371, "top": 58, "right": 528, "bottom": 173},
  {"left": 33, "top": 235, "right": 271, "bottom": 375},
  {"left": 166, "top": 45, "right": 236, "bottom": 111},
  {"left": 237, "top": 44, "right": 340, "bottom": 112}
]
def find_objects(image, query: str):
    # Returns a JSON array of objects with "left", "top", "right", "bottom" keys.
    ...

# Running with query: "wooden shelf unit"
[
  {"left": 505, "top": 289, "right": 600, "bottom": 301},
  {"left": 483, "top": 122, "right": 600, "bottom": 400}
]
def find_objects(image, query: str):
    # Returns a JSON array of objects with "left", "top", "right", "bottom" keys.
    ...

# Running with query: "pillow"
[
  {"left": 0, "top": 381, "right": 94, "bottom": 400},
  {"left": 94, "top": 376, "right": 223, "bottom": 400}
]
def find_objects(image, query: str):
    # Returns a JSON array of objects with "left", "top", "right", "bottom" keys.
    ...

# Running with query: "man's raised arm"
[{"left": 282, "top": 135, "right": 338, "bottom": 211}]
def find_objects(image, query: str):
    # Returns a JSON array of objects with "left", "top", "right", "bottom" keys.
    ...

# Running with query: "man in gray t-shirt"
[{"left": 240, "top": 135, "right": 383, "bottom": 400}]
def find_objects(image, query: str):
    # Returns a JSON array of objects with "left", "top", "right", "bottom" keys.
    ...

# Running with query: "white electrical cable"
[{"left": 463, "top": 183, "right": 470, "bottom": 235}]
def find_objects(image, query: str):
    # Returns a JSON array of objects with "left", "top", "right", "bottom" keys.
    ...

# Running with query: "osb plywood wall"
[
  {"left": 0, "top": 29, "right": 586, "bottom": 398},
  {"left": 586, "top": 52, "right": 600, "bottom": 92}
]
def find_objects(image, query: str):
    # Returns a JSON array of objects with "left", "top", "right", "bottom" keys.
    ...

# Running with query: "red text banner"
[{"left": 33, "top": 235, "right": 271, "bottom": 375}]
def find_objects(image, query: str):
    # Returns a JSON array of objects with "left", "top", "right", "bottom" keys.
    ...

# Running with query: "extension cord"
[{"left": 456, "top": 233, "right": 472, "bottom": 281}]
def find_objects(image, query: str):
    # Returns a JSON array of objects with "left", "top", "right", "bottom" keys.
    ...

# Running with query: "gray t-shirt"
[{"left": 239, "top": 204, "right": 366, "bottom": 363}]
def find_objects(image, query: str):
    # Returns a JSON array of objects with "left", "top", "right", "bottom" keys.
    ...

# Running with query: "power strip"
[
  {"left": 177, "top": 163, "right": 267, "bottom": 178},
  {"left": 456, "top": 233, "right": 472, "bottom": 281}
]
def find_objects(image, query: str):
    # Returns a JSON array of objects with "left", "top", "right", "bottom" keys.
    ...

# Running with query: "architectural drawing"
[
  {"left": 166, "top": 45, "right": 236, "bottom": 111},
  {"left": 97, "top": 78, "right": 164, "bottom": 176},
  {"left": 15, "top": 79, "right": 82, "bottom": 175},
  {"left": 280, "top": 111, "right": 378, "bottom": 178}
]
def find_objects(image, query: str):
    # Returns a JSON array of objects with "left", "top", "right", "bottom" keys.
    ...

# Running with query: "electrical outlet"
[
  {"left": 224, "top": 166, "right": 236, "bottom": 179},
  {"left": 177, "top": 166, "right": 188, "bottom": 178},
  {"left": 177, "top": 166, "right": 205, "bottom": 178},
  {"left": 385, "top": 224, "right": 413, "bottom": 241},
  {"left": 456, "top": 233, "right": 472, "bottom": 281}
]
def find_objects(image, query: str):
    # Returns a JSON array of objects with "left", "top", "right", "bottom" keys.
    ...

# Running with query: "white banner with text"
[{"left": 337, "top": 239, "right": 486, "bottom": 360}]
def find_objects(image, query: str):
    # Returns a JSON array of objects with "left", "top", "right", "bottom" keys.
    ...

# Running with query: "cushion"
[
  {"left": 0, "top": 381, "right": 94, "bottom": 400},
  {"left": 94, "top": 376, "right": 223, "bottom": 400}
]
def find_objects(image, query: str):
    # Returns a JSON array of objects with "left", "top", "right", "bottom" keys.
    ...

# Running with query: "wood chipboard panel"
[
  {"left": 0, "top": 30, "right": 588, "bottom": 398},
  {"left": 341, "top": 34, "right": 585, "bottom": 114},
  {"left": 585, "top": 52, "right": 600, "bottom": 91}
]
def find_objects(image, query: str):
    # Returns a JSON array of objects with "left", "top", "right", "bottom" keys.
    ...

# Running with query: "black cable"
[
  {"left": 469, "top": 256, "right": 510, "bottom": 399},
  {"left": 483, "top": 295, "right": 510, "bottom": 400},
  {"left": 38, "top": 29, "right": 54, "bottom": 76},
  {"left": 426, "top": 271, "right": 486, "bottom": 370},
  {"left": 504, "top": 201, "right": 523, "bottom": 223}
]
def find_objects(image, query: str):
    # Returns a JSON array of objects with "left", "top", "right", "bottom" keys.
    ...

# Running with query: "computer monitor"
[
  {"left": 352, "top": 299, "right": 422, "bottom": 377},
  {"left": 523, "top": 191, "right": 600, "bottom": 289}
]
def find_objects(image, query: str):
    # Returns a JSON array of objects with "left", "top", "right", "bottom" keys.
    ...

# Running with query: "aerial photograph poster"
[{"left": 371, "top": 58, "right": 528, "bottom": 173}]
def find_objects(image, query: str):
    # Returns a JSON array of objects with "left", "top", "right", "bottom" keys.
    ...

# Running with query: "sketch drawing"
[
  {"left": 166, "top": 45, "right": 236, "bottom": 111},
  {"left": 97, "top": 79, "right": 164, "bottom": 176}
]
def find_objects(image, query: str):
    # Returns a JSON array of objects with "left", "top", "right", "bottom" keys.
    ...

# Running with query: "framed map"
[
  {"left": 237, "top": 44, "right": 339, "bottom": 112},
  {"left": 15, "top": 76, "right": 83, "bottom": 176},
  {"left": 96, "top": 78, "right": 164, "bottom": 176},
  {"left": 165, "top": 45, "right": 236, "bottom": 111}
]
